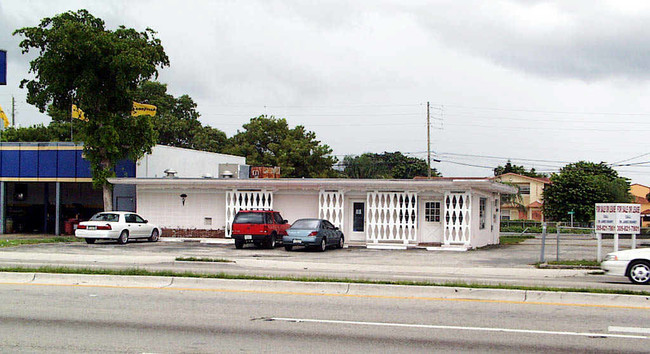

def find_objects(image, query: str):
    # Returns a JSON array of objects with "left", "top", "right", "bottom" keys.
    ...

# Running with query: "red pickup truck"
[{"left": 232, "top": 210, "right": 290, "bottom": 249}]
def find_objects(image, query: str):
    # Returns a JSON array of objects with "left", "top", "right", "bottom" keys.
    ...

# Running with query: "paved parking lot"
[{"left": 1, "top": 234, "right": 647, "bottom": 291}]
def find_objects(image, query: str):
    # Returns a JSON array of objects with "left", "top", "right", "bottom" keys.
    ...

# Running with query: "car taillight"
[
  {"left": 308, "top": 231, "right": 318, "bottom": 236},
  {"left": 97, "top": 224, "right": 112, "bottom": 230},
  {"left": 77, "top": 225, "right": 87, "bottom": 229}
]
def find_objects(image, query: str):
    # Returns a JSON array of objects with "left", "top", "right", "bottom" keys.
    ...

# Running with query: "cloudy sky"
[{"left": 2, "top": 0, "right": 650, "bottom": 183}]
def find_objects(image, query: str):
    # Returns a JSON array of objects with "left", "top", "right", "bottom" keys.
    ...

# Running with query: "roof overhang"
[{"left": 108, "top": 177, "right": 518, "bottom": 194}]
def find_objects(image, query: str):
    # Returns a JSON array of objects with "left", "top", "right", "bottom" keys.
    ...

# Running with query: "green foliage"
[
  {"left": 224, "top": 115, "right": 337, "bottom": 177},
  {"left": 14, "top": 9, "right": 169, "bottom": 189},
  {"left": 343, "top": 151, "right": 440, "bottom": 179},
  {"left": 133, "top": 81, "right": 229, "bottom": 151},
  {"left": 494, "top": 160, "right": 546, "bottom": 178},
  {"left": 542, "top": 161, "right": 632, "bottom": 222}
]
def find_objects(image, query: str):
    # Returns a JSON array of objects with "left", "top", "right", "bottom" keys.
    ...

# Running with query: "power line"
[{"left": 433, "top": 103, "right": 650, "bottom": 116}]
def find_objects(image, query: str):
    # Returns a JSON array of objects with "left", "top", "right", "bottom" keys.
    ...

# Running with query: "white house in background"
[
  {"left": 108, "top": 177, "right": 516, "bottom": 250},
  {"left": 136, "top": 145, "right": 248, "bottom": 178}
]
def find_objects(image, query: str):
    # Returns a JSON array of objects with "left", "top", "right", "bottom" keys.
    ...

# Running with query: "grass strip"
[
  {"left": 176, "top": 257, "right": 233, "bottom": 263},
  {"left": 499, "top": 235, "right": 535, "bottom": 245},
  {"left": 535, "top": 259, "right": 600, "bottom": 268},
  {"left": 1, "top": 265, "right": 649, "bottom": 297},
  {"left": 0, "top": 237, "right": 81, "bottom": 248}
]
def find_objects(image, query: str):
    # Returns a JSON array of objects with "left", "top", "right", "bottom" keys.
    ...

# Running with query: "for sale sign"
[{"left": 595, "top": 203, "right": 640, "bottom": 234}]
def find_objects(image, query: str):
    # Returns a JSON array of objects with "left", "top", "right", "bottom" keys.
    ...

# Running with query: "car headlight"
[{"left": 604, "top": 254, "right": 618, "bottom": 261}]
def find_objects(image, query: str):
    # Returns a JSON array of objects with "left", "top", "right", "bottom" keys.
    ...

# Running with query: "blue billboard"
[{"left": 0, "top": 50, "right": 6, "bottom": 85}]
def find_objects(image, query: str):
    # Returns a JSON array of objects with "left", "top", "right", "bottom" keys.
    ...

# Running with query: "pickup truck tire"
[{"left": 235, "top": 240, "right": 244, "bottom": 249}]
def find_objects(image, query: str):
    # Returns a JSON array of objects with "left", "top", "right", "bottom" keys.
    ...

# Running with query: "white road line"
[
  {"left": 609, "top": 326, "right": 650, "bottom": 335},
  {"left": 269, "top": 317, "right": 648, "bottom": 340}
]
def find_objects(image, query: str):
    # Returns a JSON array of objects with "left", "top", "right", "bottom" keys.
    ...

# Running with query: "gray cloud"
[{"left": 401, "top": 1, "right": 650, "bottom": 81}]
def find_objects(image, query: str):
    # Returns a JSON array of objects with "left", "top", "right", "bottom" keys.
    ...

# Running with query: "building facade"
[
  {"left": 0, "top": 142, "right": 247, "bottom": 235},
  {"left": 493, "top": 173, "right": 550, "bottom": 221},
  {"left": 630, "top": 184, "right": 650, "bottom": 227},
  {"left": 109, "top": 177, "right": 516, "bottom": 250}
]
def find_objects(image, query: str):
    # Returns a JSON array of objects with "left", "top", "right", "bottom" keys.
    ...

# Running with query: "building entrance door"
[
  {"left": 346, "top": 199, "right": 366, "bottom": 242},
  {"left": 418, "top": 199, "right": 443, "bottom": 244}
]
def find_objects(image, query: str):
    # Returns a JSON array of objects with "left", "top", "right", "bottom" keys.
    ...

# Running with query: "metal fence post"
[
  {"left": 556, "top": 225, "right": 560, "bottom": 262},
  {"left": 540, "top": 223, "right": 546, "bottom": 263},
  {"left": 596, "top": 232, "right": 602, "bottom": 262}
]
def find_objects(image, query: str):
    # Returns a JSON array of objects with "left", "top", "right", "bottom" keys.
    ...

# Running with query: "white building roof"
[{"left": 108, "top": 177, "right": 517, "bottom": 194}]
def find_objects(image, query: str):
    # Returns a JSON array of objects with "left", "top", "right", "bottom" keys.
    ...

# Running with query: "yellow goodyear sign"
[
  {"left": 131, "top": 101, "right": 157, "bottom": 117},
  {"left": 71, "top": 104, "right": 88, "bottom": 121}
]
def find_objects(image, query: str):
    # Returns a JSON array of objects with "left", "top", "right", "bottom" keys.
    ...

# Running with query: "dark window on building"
[
  {"left": 425, "top": 201, "right": 441, "bottom": 222},
  {"left": 353, "top": 202, "right": 365, "bottom": 232}
]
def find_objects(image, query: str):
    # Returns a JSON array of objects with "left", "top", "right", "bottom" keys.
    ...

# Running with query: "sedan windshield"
[
  {"left": 291, "top": 219, "right": 321, "bottom": 229},
  {"left": 233, "top": 212, "right": 264, "bottom": 224},
  {"left": 89, "top": 213, "right": 120, "bottom": 222}
]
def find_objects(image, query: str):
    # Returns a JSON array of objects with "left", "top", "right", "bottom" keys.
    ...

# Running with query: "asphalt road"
[
  {"left": 1, "top": 278, "right": 649, "bottom": 353},
  {"left": 0, "top": 236, "right": 644, "bottom": 290}
]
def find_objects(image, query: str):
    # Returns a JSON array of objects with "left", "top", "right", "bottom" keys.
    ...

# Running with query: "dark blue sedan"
[{"left": 283, "top": 218, "right": 344, "bottom": 252}]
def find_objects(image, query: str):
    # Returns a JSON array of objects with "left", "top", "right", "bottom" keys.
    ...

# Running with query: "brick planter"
[{"left": 161, "top": 228, "right": 225, "bottom": 238}]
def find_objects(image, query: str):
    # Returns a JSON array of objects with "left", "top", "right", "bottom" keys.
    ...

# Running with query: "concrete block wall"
[{"left": 137, "top": 189, "right": 226, "bottom": 231}]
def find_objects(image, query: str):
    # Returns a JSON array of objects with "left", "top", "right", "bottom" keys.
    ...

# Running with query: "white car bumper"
[
  {"left": 601, "top": 260, "right": 628, "bottom": 277},
  {"left": 75, "top": 229, "right": 121, "bottom": 239}
]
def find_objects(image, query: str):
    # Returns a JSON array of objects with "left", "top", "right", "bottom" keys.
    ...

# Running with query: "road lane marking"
[
  {"left": 267, "top": 317, "right": 648, "bottom": 340},
  {"left": 0, "top": 281, "right": 649, "bottom": 310},
  {"left": 609, "top": 326, "right": 650, "bottom": 334}
]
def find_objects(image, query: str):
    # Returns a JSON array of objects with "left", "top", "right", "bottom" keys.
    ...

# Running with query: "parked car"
[
  {"left": 283, "top": 218, "right": 344, "bottom": 252},
  {"left": 601, "top": 248, "right": 650, "bottom": 284},
  {"left": 231, "top": 210, "right": 290, "bottom": 249},
  {"left": 75, "top": 211, "right": 160, "bottom": 245}
]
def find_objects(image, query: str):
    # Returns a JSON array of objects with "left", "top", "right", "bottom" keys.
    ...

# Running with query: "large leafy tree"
[
  {"left": 494, "top": 160, "right": 546, "bottom": 178},
  {"left": 542, "top": 161, "right": 632, "bottom": 222},
  {"left": 224, "top": 115, "right": 337, "bottom": 177},
  {"left": 14, "top": 10, "right": 169, "bottom": 210},
  {"left": 343, "top": 152, "right": 440, "bottom": 179}
]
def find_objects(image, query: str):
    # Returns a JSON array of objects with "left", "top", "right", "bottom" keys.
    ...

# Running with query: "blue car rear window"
[{"left": 291, "top": 220, "right": 321, "bottom": 229}]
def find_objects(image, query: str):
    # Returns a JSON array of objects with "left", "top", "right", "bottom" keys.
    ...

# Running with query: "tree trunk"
[{"left": 102, "top": 183, "right": 113, "bottom": 211}]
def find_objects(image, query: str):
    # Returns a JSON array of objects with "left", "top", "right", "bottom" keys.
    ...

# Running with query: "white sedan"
[
  {"left": 75, "top": 211, "right": 161, "bottom": 245},
  {"left": 601, "top": 248, "right": 650, "bottom": 284}
]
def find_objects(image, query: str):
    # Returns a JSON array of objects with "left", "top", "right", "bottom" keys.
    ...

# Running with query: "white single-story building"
[{"left": 108, "top": 177, "right": 516, "bottom": 250}]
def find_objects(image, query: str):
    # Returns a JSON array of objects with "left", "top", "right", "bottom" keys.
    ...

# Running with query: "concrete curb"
[{"left": 1, "top": 272, "right": 648, "bottom": 308}]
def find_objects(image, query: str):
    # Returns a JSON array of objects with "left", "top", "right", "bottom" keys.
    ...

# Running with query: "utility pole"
[
  {"left": 427, "top": 101, "right": 431, "bottom": 178},
  {"left": 11, "top": 96, "right": 15, "bottom": 126}
]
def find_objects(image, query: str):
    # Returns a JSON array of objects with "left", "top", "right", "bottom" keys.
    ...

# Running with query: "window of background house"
[
  {"left": 518, "top": 184, "right": 531, "bottom": 195},
  {"left": 479, "top": 198, "right": 486, "bottom": 229},
  {"left": 425, "top": 201, "right": 441, "bottom": 222}
]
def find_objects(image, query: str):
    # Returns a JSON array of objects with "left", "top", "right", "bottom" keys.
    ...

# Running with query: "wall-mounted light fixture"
[{"left": 180, "top": 193, "right": 187, "bottom": 206}]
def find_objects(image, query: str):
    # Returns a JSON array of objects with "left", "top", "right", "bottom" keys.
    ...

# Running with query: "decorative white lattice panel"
[
  {"left": 225, "top": 190, "right": 273, "bottom": 237},
  {"left": 443, "top": 192, "right": 471, "bottom": 246},
  {"left": 366, "top": 191, "right": 417, "bottom": 244},
  {"left": 319, "top": 190, "right": 344, "bottom": 230}
]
